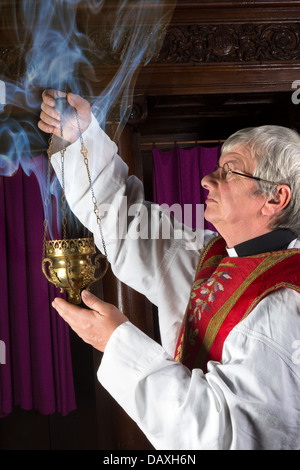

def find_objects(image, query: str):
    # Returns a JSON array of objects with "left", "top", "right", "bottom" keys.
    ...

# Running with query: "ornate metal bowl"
[{"left": 42, "top": 237, "right": 108, "bottom": 304}]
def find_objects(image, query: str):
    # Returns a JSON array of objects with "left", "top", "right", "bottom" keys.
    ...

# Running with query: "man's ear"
[{"left": 261, "top": 185, "right": 291, "bottom": 217}]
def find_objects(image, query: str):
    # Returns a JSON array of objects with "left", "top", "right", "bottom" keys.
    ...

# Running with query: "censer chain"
[
  {"left": 44, "top": 108, "right": 108, "bottom": 263},
  {"left": 43, "top": 137, "right": 54, "bottom": 261},
  {"left": 54, "top": 114, "right": 72, "bottom": 290},
  {"left": 42, "top": 104, "right": 110, "bottom": 304},
  {"left": 74, "top": 109, "right": 108, "bottom": 260},
  {"left": 59, "top": 116, "right": 68, "bottom": 244}
]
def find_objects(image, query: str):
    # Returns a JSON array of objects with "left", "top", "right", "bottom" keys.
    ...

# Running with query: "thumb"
[
  {"left": 81, "top": 290, "right": 107, "bottom": 313},
  {"left": 81, "top": 290, "right": 129, "bottom": 334},
  {"left": 67, "top": 92, "right": 90, "bottom": 114}
]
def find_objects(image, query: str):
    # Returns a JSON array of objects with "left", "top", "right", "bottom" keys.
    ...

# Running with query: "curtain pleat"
[
  {"left": 0, "top": 166, "right": 76, "bottom": 417},
  {"left": 152, "top": 144, "right": 221, "bottom": 231}
]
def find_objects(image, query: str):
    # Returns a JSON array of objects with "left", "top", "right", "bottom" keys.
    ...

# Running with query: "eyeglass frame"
[{"left": 216, "top": 162, "right": 282, "bottom": 187}]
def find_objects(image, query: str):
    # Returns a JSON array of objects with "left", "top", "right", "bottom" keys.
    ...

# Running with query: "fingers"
[
  {"left": 51, "top": 294, "right": 124, "bottom": 352},
  {"left": 41, "top": 90, "right": 90, "bottom": 117},
  {"left": 52, "top": 292, "right": 129, "bottom": 352},
  {"left": 42, "top": 89, "right": 66, "bottom": 106},
  {"left": 52, "top": 297, "right": 83, "bottom": 325},
  {"left": 41, "top": 101, "right": 61, "bottom": 121},
  {"left": 37, "top": 119, "right": 59, "bottom": 136},
  {"left": 52, "top": 297, "right": 97, "bottom": 339},
  {"left": 39, "top": 89, "right": 62, "bottom": 134},
  {"left": 39, "top": 89, "right": 92, "bottom": 138},
  {"left": 52, "top": 297, "right": 104, "bottom": 349},
  {"left": 39, "top": 106, "right": 61, "bottom": 130}
]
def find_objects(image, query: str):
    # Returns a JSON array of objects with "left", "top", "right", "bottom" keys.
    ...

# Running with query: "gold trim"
[
  {"left": 242, "top": 281, "right": 300, "bottom": 321},
  {"left": 195, "top": 236, "right": 224, "bottom": 276},
  {"left": 45, "top": 237, "right": 95, "bottom": 256},
  {"left": 195, "top": 250, "right": 299, "bottom": 367},
  {"left": 175, "top": 236, "right": 225, "bottom": 363}
]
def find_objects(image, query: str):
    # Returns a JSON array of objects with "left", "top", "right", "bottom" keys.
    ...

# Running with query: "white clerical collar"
[
  {"left": 225, "top": 229, "right": 297, "bottom": 258},
  {"left": 226, "top": 246, "right": 238, "bottom": 257}
]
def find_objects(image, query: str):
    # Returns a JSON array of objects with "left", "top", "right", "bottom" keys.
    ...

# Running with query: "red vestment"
[{"left": 175, "top": 236, "right": 300, "bottom": 372}]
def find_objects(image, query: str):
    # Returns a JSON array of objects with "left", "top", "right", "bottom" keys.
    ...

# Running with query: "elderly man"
[{"left": 39, "top": 90, "right": 300, "bottom": 450}]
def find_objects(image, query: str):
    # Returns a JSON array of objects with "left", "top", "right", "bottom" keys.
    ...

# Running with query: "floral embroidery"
[
  {"left": 188, "top": 327, "right": 198, "bottom": 346},
  {"left": 188, "top": 270, "right": 232, "bottom": 325},
  {"left": 175, "top": 235, "right": 300, "bottom": 372}
]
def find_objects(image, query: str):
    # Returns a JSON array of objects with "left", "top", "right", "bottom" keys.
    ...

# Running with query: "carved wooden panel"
[
  {"left": 157, "top": 23, "right": 300, "bottom": 64},
  {"left": 2, "top": 2, "right": 300, "bottom": 95}
]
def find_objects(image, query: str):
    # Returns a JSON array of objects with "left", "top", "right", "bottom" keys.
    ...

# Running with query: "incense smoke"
[{"left": 0, "top": 0, "right": 175, "bottom": 236}]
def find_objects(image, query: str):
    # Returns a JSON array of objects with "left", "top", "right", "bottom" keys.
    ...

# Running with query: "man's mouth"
[{"left": 206, "top": 195, "right": 217, "bottom": 203}]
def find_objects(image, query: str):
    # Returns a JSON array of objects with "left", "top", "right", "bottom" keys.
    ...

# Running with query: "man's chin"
[
  {"left": 204, "top": 210, "right": 220, "bottom": 231},
  {"left": 204, "top": 208, "right": 215, "bottom": 224}
]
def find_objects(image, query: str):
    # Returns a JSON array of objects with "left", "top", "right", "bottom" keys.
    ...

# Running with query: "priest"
[{"left": 38, "top": 89, "right": 300, "bottom": 450}]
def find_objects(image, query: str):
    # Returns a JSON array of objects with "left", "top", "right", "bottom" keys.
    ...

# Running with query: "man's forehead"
[
  {"left": 220, "top": 144, "right": 253, "bottom": 162},
  {"left": 219, "top": 151, "right": 245, "bottom": 164},
  {"left": 219, "top": 145, "right": 257, "bottom": 172}
]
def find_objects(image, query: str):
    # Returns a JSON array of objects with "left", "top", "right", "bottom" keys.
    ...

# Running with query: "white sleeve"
[
  {"left": 50, "top": 114, "right": 207, "bottom": 306},
  {"left": 98, "top": 289, "right": 300, "bottom": 450}
]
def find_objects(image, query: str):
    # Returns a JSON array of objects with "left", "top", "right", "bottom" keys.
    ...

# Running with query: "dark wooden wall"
[{"left": 1, "top": 0, "right": 300, "bottom": 450}]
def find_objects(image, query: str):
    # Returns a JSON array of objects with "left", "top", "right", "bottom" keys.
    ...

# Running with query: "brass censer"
[{"left": 42, "top": 100, "right": 108, "bottom": 304}]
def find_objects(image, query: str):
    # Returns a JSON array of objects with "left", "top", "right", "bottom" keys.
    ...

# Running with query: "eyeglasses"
[{"left": 216, "top": 162, "right": 280, "bottom": 186}]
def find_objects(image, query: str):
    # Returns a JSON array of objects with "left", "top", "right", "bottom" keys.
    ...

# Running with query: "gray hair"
[{"left": 222, "top": 125, "right": 300, "bottom": 235}]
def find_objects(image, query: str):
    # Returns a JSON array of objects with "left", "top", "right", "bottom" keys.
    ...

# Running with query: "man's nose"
[{"left": 201, "top": 167, "right": 219, "bottom": 190}]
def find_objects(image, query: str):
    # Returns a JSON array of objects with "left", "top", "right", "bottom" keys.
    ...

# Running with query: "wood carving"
[
  {"left": 157, "top": 23, "right": 300, "bottom": 63},
  {"left": 3, "top": 22, "right": 300, "bottom": 83}
]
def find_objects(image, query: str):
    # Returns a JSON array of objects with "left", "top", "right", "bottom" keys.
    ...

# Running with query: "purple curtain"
[
  {"left": 152, "top": 144, "right": 221, "bottom": 231},
  {"left": 0, "top": 166, "right": 76, "bottom": 417}
]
